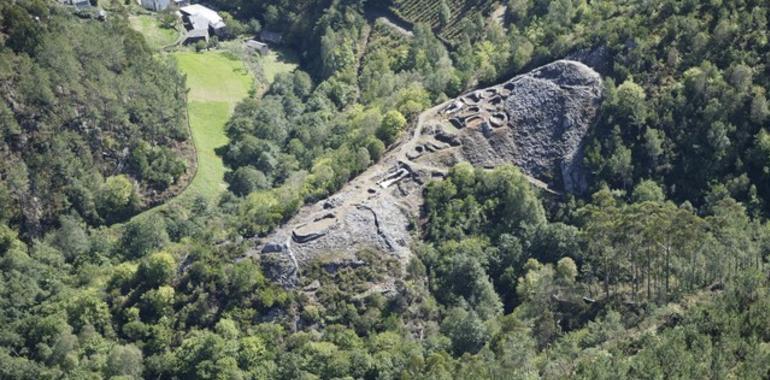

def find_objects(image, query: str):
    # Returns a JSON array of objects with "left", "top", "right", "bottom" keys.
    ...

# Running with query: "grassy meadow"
[
  {"left": 125, "top": 12, "right": 297, "bottom": 222},
  {"left": 260, "top": 49, "right": 299, "bottom": 83},
  {"left": 174, "top": 51, "right": 253, "bottom": 200},
  {"left": 128, "top": 14, "right": 179, "bottom": 50}
]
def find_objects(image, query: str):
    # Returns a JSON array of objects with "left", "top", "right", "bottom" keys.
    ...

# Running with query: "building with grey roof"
[
  {"left": 140, "top": 0, "right": 170, "bottom": 11},
  {"left": 245, "top": 40, "right": 269, "bottom": 54},
  {"left": 180, "top": 4, "right": 226, "bottom": 37}
]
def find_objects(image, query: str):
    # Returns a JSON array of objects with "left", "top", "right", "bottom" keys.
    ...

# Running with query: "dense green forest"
[
  {"left": 1, "top": 0, "right": 770, "bottom": 379},
  {"left": 0, "top": 0, "right": 189, "bottom": 236}
]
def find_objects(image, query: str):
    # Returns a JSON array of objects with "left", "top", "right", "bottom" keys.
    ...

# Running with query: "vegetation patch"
[
  {"left": 128, "top": 14, "right": 179, "bottom": 51},
  {"left": 259, "top": 50, "right": 299, "bottom": 84},
  {"left": 299, "top": 249, "right": 402, "bottom": 332},
  {"left": 0, "top": 2, "right": 189, "bottom": 235},
  {"left": 171, "top": 52, "right": 252, "bottom": 201},
  {"left": 184, "top": 101, "right": 233, "bottom": 199}
]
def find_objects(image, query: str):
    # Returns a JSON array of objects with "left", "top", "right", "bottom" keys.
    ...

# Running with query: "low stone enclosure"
[{"left": 249, "top": 60, "right": 603, "bottom": 289}]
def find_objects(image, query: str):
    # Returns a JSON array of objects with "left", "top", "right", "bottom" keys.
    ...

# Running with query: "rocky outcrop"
[
  {"left": 248, "top": 60, "right": 603, "bottom": 287},
  {"left": 447, "top": 60, "right": 601, "bottom": 193}
]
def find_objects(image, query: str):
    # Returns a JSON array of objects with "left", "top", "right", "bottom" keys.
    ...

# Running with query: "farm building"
[
  {"left": 139, "top": 0, "right": 187, "bottom": 11},
  {"left": 245, "top": 40, "right": 269, "bottom": 54},
  {"left": 140, "top": 0, "right": 169, "bottom": 11},
  {"left": 180, "top": 4, "right": 226, "bottom": 44},
  {"left": 61, "top": 0, "right": 92, "bottom": 9},
  {"left": 188, "top": 14, "right": 210, "bottom": 31},
  {"left": 260, "top": 30, "right": 283, "bottom": 44},
  {"left": 180, "top": 4, "right": 226, "bottom": 35}
]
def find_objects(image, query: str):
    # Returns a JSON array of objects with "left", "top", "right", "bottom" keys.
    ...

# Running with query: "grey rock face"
[
  {"left": 454, "top": 60, "right": 602, "bottom": 193},
  {"left": 248, "top": 60, "right": 603, "bottom": 287}
]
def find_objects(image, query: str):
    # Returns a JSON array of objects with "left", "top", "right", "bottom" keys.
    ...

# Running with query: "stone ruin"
[{"left": 248, "top": 60, "right": 603, "bottom": 288}]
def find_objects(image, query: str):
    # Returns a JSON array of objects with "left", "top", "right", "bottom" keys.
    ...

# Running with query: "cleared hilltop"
[{"left": 252, "top": 60, "right": 603, "bottom": 287}]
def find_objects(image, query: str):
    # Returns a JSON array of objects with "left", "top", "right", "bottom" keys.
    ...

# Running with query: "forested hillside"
[
  {"left": 1, "top": 0, "right": 770, "bottom": 379},
  {"left": 0, "top": 1, "right": 189, "bottom": 236}
]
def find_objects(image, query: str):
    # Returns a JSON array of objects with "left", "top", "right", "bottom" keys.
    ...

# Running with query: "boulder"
[{"left": 261, "top": 242, "right": 284, "bottom": 253}]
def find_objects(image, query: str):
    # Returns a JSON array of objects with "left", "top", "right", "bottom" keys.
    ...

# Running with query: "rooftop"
[
  {"left": 180, "top": 4, "right": 225, "bottom": 29},
  {"left": 72, "top": 0, "right": 91, "bottom": 8},
  {"left": 189, "top": 14, "right": 209, "bottom": 31},
  {"left": 246, "top": 40, "right": 268, "bottom": 48}
]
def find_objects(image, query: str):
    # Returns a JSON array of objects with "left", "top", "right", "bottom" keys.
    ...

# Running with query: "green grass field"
[
  {"left": 123, "top": 42, "right": 296, "bottom": 225},
  {"left": 174, "top": 52, "right": 253, "bottom": 200},
  {"left": 260, "top": 50, "right": 299, "bottom": 83},
  {"left": 185, "top": 101, "right": 234, "bottom": 198},
  {"left": 119, "top": 13, "right": 299, "bottom": 226},
  {"left": 128, "top": 15, "right": 179, "bottom": 50}
]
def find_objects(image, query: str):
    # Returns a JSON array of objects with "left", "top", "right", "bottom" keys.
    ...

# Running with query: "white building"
[
  {"left": 138, "top": 0, "right": 187, "bottom": 11},
  {"left": 180, "top": 4, "right": 225, "bottom": 33}
]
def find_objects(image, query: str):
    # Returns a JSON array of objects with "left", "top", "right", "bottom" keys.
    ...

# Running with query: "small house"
[
  {"left": 260, "top": 30, "right": 283, "bottom": 44},
  {"left": 71, "top": 0, "right": 92, "bottom": 9},
  {"left": 60, "top": 0, "right": 90, "bottom": 7},
  {"left": 140, "top": 0, "right": 170, "bottom": 11},
  {"left": 180, "top": 4, "right": 226, "bottom": 36},
  {"left": 245, "top": 40, "right": 269, "bottom": 55}
]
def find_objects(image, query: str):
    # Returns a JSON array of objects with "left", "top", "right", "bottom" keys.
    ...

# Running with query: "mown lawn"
[
  {"left": 174, "top": 52, "right": 253, "bottom": 200},
  {"left": 176, "top": 52, "right": 254, "bottom": 104},
  {"left": 128, "top": 15, "right": 179, "bottom": 51},
  {"left": 185, "top": 101, "right": 233, "bottom": 198}
]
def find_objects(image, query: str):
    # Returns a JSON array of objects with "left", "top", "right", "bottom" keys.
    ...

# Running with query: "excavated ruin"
[{"left": 249, "top": 60, "right": 603, "bottom": 287}]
